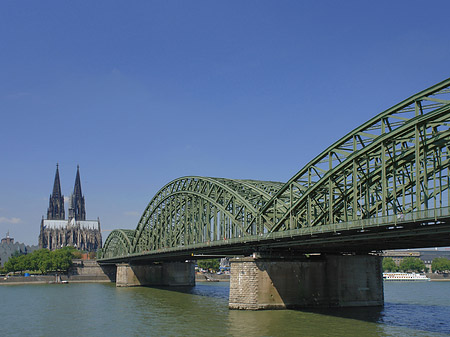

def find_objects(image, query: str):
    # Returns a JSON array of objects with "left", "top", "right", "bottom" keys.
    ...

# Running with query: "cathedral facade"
[{"left": 39, "top": 165, "right": 102, "bottom": 252}]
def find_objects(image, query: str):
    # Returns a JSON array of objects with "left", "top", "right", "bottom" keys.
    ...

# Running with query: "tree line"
[
  {"left": 383, "top": 256, "right": 450, "bottom": 273},
  {"left": 0, "top": 247, "right": 76, "bottom": 275},
  {"left": 197, "top": 259, "right": 220, "bottom": 272}
]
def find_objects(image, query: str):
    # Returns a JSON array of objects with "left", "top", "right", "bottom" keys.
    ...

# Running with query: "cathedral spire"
[
  {"left": 73, "top": 165, "right": 82, "bottom": 197},
  {"left": 68, "top": 165, "right": 86, "bottom": 221},
  {"left": 52, "top": 163, "right": 62, "bottom": 197},
  {"left": 47, "top": 164, "right": 65, "bottom": 220}
]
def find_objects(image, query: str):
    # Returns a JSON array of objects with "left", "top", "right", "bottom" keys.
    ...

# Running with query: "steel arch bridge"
[{"left": 100, "top": 78, "right": 450, "bottom": 262}]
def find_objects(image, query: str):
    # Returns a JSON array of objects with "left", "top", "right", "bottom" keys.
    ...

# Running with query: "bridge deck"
[{"left": 99, "top": 207, "right": 450, "bottom": 264}]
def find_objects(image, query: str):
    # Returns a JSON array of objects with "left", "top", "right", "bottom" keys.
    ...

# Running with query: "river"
[{"left": 1, "top": 281, "right": 449, "bottom": 336}]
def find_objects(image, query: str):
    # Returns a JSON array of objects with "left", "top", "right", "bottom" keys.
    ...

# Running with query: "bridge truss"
[{"left": 100, "top": 78, "right": 450, "bottom": 261}]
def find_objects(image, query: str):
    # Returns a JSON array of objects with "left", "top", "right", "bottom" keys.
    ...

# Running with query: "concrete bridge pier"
[
  {"left": 116, "top": 261, "right": 195, "bottom": 287},
  {"left": 229, "top": 253, "right": 383, "bottom": 310}
]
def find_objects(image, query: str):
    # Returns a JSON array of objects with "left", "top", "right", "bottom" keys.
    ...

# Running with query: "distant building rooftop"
[{"left": 1, "top": 231, "right": 14, "bottom": 244}]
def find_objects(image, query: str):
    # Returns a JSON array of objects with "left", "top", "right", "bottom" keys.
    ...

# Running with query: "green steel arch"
[
  {"left": 266, "top": 103, "right": 450, "bottom": 232},
  {"left": 260, "top": 78, "right": 450, "bottom": 232},
  {"left": 131, "top": 176, "right": 285, "bottom": 254},
  {"left": 101, "top": 78, "right": 450, "bottom": 260},
  {"left": 101, "top": 229, "right": 135, "bottom": 259}
]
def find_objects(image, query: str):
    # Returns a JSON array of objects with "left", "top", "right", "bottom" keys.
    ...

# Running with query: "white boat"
[{"left": 383, "top": 272, "right": 430, "bottom": 281}]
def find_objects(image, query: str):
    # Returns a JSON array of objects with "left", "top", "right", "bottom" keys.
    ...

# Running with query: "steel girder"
[
  {"left": 267, "top": 104, "right": 450, "bottom": 232},
  {"left": 131, "top": 177, "right": 284, "bottom": 254},
  {"left": 100, "top": 229, "right": 135, "bottom": 259},
  {"left": 260, "top": 78, "right": 450, "bottom": 232}
]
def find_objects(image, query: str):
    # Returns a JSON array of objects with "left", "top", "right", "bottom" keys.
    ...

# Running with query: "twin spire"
[
  {"left": 52, "top": 163, "right": 62, "bottom": 198},
  {"left": 48, "top": 163, "right": 64, "bottom": 220},
  {"left": 47, "top": 164, "right": 86, "bottom": 221}
]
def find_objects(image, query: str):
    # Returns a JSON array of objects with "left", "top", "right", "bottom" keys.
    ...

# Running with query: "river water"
[{"left": 1, "top": 281, "right": 449, "bottom": 336}]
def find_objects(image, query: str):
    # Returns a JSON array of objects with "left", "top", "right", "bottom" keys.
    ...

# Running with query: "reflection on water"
[{"left": 0, "top": 281, "right": 449, "bottom": 337}]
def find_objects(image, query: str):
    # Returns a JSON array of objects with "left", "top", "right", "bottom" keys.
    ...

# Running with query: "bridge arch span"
[
  {"left": 131, "top": 176, "right": 285, "bottom": 254},
  {"left": 101, "top": 229, "right": 135, "bottom": 259}
]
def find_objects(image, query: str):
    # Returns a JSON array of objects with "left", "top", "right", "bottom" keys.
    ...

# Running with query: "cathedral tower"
[
  {"left": 47, "top": 164, "right": 65, "bottom": 220},
  {"left": 40, "top": 164, "right": 101, "bottom": 251},
  {"left": 68, "top": 165, "right": 86, "bottom": 221}
]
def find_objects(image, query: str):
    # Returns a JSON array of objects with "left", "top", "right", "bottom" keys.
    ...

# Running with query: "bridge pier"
[
  {"left": 116, "top": 261, "right": 195, "bottom": 287},
  {"left": 229, "top": 253, "right": 383, "bottom": 310}
]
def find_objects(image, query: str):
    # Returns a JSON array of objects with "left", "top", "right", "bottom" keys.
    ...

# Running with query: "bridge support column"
[
  {"left": 229, "top": 254, "right": 383, "bottom": 310},
  {"left": 116, "top": 261, "right": 195, "bottom": 287}
]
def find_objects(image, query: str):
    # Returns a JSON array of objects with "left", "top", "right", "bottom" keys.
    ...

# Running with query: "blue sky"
[{"left": 1, "top": 1, "right": 449, "bottom": 245}]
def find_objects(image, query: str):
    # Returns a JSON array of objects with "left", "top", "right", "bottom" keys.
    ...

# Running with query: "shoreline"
[
  {"left": 0, "top": 280, "right": 112, "bottom": 285},
  {"left": 0, "top": 274, "right": 114, "bottom": 285},
  {"left": 2, "top": 272, "right": 447, "bottom": 285}
]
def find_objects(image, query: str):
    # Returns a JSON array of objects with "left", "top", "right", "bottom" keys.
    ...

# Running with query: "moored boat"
[{"left": 383, "top": 272, "right": 430, "bottom": 281}]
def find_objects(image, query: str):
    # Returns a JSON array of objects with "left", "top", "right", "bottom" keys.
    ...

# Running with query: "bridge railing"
[{"left": 270, "top": 206, "right": 450, "bottom": 238}]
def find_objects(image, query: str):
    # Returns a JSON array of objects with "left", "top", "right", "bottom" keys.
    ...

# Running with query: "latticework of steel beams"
[
  {"left": 101, "top": 229, "right": 135, "bottom": 259},
  {"left": 101, "top": 78, "right": 450, "bottom": 260},
  {"left": 101, "top": 177, "right": 284, "bottom": 258},
  {"left": 260, "top": 78, "right": 450, "bottom": 232},
  {"left": 132, "top": 177, "right": 285, "bottom": 253}
]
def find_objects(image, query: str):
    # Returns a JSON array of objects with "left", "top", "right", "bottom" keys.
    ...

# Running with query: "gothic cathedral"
[{"left": 39, "top": 165, "right": 102, "bottom": 251}]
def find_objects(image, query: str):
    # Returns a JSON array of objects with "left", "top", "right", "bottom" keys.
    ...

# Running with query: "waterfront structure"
[
  {"left": 99, "top": 78, "right": 450, "bottom": 309},
  {"left": 383, "top": 249, "right": 450, "bottom": 272},
  {"left": 382, "top": 250, "right": 421, "bottom": 267},
  {"left": 39, "top": 165, "right": 102, "bottom": 252},
  {"left": 0, "top": 233, "right": 37, "bottom": 267}
]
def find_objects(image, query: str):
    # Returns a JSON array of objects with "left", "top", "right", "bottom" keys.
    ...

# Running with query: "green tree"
[
  {"left": 198, "top": 259, "right": 220, "bottom": 272},
  {"left": 382, "top": 257, "right": 398, "bottom": 272},
  {"left": 399, "top": 257, "right": 426, "bottom": 272},
  {"left": 52, "top": 247, "right": 73, "bottom": 272},
  {"left": 15, "top": 254, "right": 31, "bottom": 274},
  {"left": 29, "top": 250, "right": 42, "bottom": 271},
  {"left": 32, "top": 249, "right": 51, "bottom": 274},
  {"left": 431, "top": 257, "right": 450, "bottom": 273},
  {"left": 4, "top": 256, "right": 19, "bottom": 274},
  {"left": 4, "top": 251, "right": 32, "bottom": 274},
  {"left": 2, "top": 247, "right": 77, "bottom": 275},
  {"left": 38, "top": 257, "right": 53, "bottom": 274}
]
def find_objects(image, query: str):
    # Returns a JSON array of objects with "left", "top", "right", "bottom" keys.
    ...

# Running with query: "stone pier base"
[
  {"left": 229, "top": 254, "right": 383, "bottom": 310},
  {"left": 116, "top": 262, "right": 195, "bottom": 287}
]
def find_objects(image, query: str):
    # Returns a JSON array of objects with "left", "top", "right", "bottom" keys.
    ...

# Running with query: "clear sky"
[{"left": 1, "top": 1, "right": 450, "bottom": 245}]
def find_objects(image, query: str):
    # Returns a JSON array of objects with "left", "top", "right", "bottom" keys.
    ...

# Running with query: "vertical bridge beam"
[
  {"left": 116, "top": 261, "right": 195, "bottom": 287},
  {"left": 229, "top": 254, "right": 383, "bottom": 309}
]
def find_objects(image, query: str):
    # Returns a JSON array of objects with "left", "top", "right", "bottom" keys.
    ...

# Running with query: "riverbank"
[
  {"left": 3, "top": 271, "right": 446, "bottom": 285},
  {"left": 1, "top": 273, "right": 230, "bottom": 285},
  {"left": 0, "top": 259, "right": 115, "bottom": 285},
  {"left": 195, "top": 272, "right": 230, "bottom": 282},
  {"left": 427, "top": 272, "right": 450, "bottom": 281},
  {"left": 0, "top": 274, "right": 112, "bottom": 285},
  {"left": 195, "top": 272, "right": 449, "bottom": 282}
]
